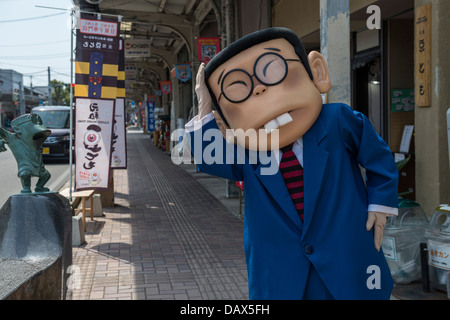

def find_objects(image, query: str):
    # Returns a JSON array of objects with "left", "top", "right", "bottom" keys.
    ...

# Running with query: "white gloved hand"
[
  {"left": 195, "top": 62, "right": 213, "bottom": 120},
  {"left": 366, "top": 211, "right": 387, "bottom": 252},
  {"left": 195, "top": 62, "right": 229, "bottom": 137}
]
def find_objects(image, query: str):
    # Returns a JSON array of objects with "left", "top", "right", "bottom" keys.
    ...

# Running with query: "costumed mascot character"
[{"left": 185, "top": 27, "right": 398, "bottom": 300}]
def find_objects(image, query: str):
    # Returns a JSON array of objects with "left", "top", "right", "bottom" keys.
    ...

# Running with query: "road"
[{"left": 0, "top": 149, "right": 72, "bottom": 207}]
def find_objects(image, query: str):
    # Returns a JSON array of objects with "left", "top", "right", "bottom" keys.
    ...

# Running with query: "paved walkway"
[{"left": 68, "top": 128, "right": 248, "bottom": 300}]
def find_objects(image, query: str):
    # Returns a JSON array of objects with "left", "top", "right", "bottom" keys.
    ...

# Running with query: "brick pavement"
[{"left": 69, "top": 129, "right": 249, "bottom": 300}]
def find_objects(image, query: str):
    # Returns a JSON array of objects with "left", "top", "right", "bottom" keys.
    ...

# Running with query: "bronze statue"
[{"left": 0, "top": 113, "right": 52, "bottom": 193}]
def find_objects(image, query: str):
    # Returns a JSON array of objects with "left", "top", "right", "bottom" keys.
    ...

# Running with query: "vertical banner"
[
  {"left": 75, "top": 98, "right": 115, "bottom": 190},
  {"left": 415, "top": 4, "right": 431, "bottom": 107},
  {"left": 75, "top": 13, "right": 121, "bottom": 189},
  {"left": 111, "top": 98, "right": 126, "bottom": 169},
  {"left": 140, "top": 103, "right": 146, "bottom": 129},
  {"left": 197, "top": 37, "right": 220, "bottom": 64},
  {"left": 160, "top": 80, "right": 172, "bottom": 95},
  {"left": 147, "top": 96, "right": 156, "bottom": 133},
  {"left": 112, "top": 37, "right": 127, "bottom": 169}
]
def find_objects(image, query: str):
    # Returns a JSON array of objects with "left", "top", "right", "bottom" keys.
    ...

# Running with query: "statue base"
[{"left": 0, "top": 193, "right": 72, "bottom": 300}]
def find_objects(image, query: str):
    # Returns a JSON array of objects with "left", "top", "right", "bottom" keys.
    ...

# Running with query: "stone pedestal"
[{"left": 0, "top": 193, "right": 72, "bottom": 300}]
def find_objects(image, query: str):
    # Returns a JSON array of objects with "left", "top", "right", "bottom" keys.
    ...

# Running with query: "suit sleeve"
[
  {"left": 337, "top": 105, "right": 399, "bottom": 210},
  {"left": 185, "top": 113, "right": 244, "bottom": 182}
]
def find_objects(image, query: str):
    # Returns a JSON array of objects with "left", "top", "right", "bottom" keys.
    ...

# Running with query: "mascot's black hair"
[{"left": 203, "top": 27, "right": 313, "bottom": 127}]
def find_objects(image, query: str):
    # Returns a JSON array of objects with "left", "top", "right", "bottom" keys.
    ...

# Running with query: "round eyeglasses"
[{"left": 218, "top": 52, "right": 301, "bottom": 104}]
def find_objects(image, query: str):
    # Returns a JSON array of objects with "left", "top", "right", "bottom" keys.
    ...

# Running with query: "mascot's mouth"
[
  {"left": 33, "top": 130, "right": 51, "bottom": 141},
  {"left": 263, "top": 112, "right": 293, "bottom": 133}
]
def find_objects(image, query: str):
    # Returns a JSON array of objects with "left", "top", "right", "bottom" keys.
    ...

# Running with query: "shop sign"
[
  {"left": 415, "top": 4, "right": 431, "bottom": 107},
  {"left": 124, "top": 39, "right": 151, "bottom": 58}
]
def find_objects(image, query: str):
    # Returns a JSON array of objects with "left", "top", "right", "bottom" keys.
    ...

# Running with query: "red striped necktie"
[{"left": 280, "top": 143, "right": 304, "bottom": 221}]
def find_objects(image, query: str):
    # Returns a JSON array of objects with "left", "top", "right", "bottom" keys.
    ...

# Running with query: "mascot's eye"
[
  {"left": 262, "top": 60, "right": 276, "bottom": 77},
  {"left": 229, "top": 80, "right": 247, "bottom": 87},
  {"left": 254, "top": 53, "right": 288, "bottom": 85}
]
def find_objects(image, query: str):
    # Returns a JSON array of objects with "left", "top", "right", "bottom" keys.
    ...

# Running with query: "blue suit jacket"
[{"left": 187, "top": 103, "right": 398, "bottom": 300}]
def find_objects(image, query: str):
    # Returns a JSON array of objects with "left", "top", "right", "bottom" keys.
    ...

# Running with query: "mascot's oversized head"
[
  {"left": 204, "top": 27, "right": 331, "bottom": 150},
  {"left": 11, "top": 113, "right": 51, "bottom": 148}
]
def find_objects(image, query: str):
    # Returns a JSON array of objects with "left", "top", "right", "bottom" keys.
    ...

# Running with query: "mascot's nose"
[{"left": 253, "top": 85, "right": 267, "bottom": 96}]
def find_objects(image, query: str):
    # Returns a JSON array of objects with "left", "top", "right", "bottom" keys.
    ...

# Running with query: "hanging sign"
[
  {"left": 125, "top": 62, "right": 138, "bottom": 82},
  {"left": 124, "top": 39, "right": 151, "bottom": 58},
  {"left": 147, "top": 96, "right": 156, "bottom": 133},
  {"left": 75, "top": 98, "right": 115, "bottom": 190},
  {"left": 197, "top": 37, "right": 220, "bottom": 64},
  {"left": 160, "top": 80, "right": 172, "bottom": 95},
  {"left": 415, "top": 4, "right": 431, "bottom": 107},
  {"left": 175, "top": 64, "right": 192, "bottom": 82}
]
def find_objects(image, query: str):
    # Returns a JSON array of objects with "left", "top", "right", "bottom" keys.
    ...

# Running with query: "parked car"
[{"left": 32, "top": 106, "right": 72, "bottom": 160}]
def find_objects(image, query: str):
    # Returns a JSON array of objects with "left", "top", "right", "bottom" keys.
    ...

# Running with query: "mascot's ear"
[
  {"left": 212, "top": 110, "right": 230, "bottom": 139},
  {"left": 308, "top": 51, "right": 331, "bottom": 94}
]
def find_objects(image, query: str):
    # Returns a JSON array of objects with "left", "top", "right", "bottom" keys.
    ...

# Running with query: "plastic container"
[
  {"left": 382, "top": 199, "right": 429, "bottom": 284},
  {"left": 424, "top": 205, "right": 450, "bottom": 293}
]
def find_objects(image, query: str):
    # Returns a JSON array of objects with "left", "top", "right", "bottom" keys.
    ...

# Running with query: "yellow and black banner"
[{"left": 75, "top": 13, "right": 121, "bottom": 99}]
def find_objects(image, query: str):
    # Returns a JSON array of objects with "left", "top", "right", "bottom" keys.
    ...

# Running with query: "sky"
[{"left": 0, "top": 0, "right": 74, "bottom": 87}]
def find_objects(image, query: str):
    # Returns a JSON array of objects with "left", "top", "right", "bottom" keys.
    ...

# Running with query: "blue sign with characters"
[{"left": 147, "top": 96, "right": 156, "bottom": 133}]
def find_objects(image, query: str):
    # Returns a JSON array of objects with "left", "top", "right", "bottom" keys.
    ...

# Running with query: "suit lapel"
[
  {"left": 254, "top": 154, "right": 303, "bottom": 230},
  {"left": 302, "top": 115, "right": 329, "bottom": 235}
]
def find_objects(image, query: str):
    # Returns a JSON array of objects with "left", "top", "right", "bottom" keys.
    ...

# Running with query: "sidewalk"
[{"left": 68, "top": 127, "right": 248, "bottom": 300}]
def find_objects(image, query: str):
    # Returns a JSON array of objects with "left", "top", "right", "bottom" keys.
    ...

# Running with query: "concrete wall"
[{"left": 237, "top": 0, "right": 271, "bottom": 37}]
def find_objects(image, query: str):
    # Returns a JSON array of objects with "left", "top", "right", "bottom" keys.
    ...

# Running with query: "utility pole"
[
  {"left": 48, "top": 66, "right": 53, "bottom": 105},
  {"left": 18, "top": 81, "right": 25, "bottom": 115}
]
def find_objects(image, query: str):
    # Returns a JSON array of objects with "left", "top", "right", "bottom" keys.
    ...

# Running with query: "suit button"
[{"left": 304, "top": 244, "right": 314, "bottom": 255}]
